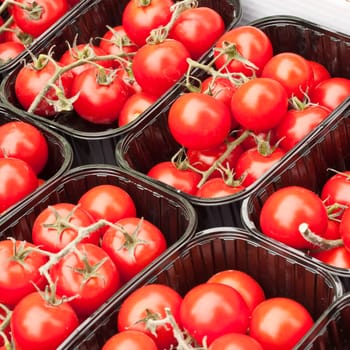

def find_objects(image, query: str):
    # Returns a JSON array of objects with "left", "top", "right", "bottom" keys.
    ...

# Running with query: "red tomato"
[
  {"left": 261, "top": 52, "right": 314, "bottom": 99},
  {"left": 0, "top": 41, "right": 25, "bottom": 63},
  {"left": 10, "top": 291, "right": 79, "bottom": 350},
  {"left": 122, "top": 0, "right": 174, "bottom": 47},
  {"left": 308, "top": 60, "right": 331, "bottom": 87},
  {"left": 102, "top": 330, "right": 157, "bottom": 350},
  {"left": 187, "top": 136, "right": 244, "bottom": 179},
  {"left": 180, "top": 283, "right": 250, "bottom": 346},
  {"left": 339, "top": 208, "right": 350, "bottom": 252},
  {"left": 49, "top": 243, "right": 121, "bottom": 318},
  {"left": 132, "top": 39, "right": 190, "bottom": 97},
  {"left": 324, "top": 219, "right": 341, "bottom": 240},
  {"left": 3, "top": 22, "right": 33, "bottom": 45},
  {"left": 250, "top": 297, "right": 314, "bottom": 350},
  {"left": 12, "top": 0, "right": 68, "bottom": 37},
  {"left": 15, "top": 58, "right": 74, "bottom": 117},
  {"left": 0, "top": 157, "right": 38, "bottom": 213},
  {"left": 0, "top": 239, "right": 48, "bottom": 308},
  {"left": 59, "top": 43, "right": 113, "bottom": 77},
  {"left": 235, "top": 147, "right": 286, "bottom": 187},
  {"left": 196, "top": 177, "right": 245, "bottom": 198},
  {"left": 118, "top": 91, "right": 157, "bottom": 127},
  {"left": 168, "top": 92, "right": 232, "bottom": 150},
  {"left": 309, "top": 77, "right": 350, "bottom": 110},
  {"left": 117, "top": 284, "right": 183, "bottom": 349},
  {"left": 71, "top": 67, "right": 131, "bottom": 124},
  {"left": 169, "top": 7, "right": 225, "bottom": 60},
  {"left": 259, "top": 186, "right": 328, "bottom": 249},
  {"left": 230, "top": 78, "right": 289, "bottom": 132},
  {"left": 101, "top": 217, "right": 167, "bottom": 283},
  {"left": 214, "top": 26, "right": 273, "bottom": 77},
  {"left": 0, "top": 121, "right": 48, "bottom": 174},
  {"left": 147, "top": 161, "right": 202, "bottom": 195},
  {"left": 78, "top": 184, "right": 137, "bottom": 227},
  {"left": 209, "top": 333, "right": 263, "bottom": 350},
  {"left": 274, "top": 104, "right": 330, "bottom": 151},
  {"left": 310, "top": 246, "right": 350, "bottom": 268},
  {"left": 31, "top": 202, "right": 101, "bottom": 253},
  {"left": 207, "top": 269, "right": 265, "bottom": 314}
]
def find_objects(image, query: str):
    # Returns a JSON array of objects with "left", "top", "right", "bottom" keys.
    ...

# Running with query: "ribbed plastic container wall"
[
  {"left": 115, "top": 15, "right": 350, "bottom": 231},
  {"left": 57, "top": 227, "right": 344, "bottom": 349},
  {"left": 0, "top": 0, "right": 241, "bottom": 166}
]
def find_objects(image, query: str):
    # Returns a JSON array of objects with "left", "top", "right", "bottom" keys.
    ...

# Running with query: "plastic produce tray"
[
  {"left": 0, "top": 0, "right": 242, "bottom": 166},
  {"left": 0, "top": 105, "right": 73, "bottom": 223},
  {"left": 115, "top": 15, "right": 350, "bottom": 231},
  {"left": 55, "top": 227, "right": 344, "bottom": 349}
]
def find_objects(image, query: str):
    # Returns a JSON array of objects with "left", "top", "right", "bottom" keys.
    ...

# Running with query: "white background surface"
[{"left": 239, "top": 0, "right": 350, "bottom": 36}]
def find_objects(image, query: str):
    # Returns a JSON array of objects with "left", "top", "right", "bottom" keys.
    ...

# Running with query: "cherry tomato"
[
  {"left": 0, "top": 41, "right": 25, "bottom": 64},
  {"left": 12, "top": 0, "right": 69, "bottom": 38},
  {"left": 117, "top": 284, "right": 183, "bottom": 349},
  {"left": 250, "top": 297, "right": 314, "bottom": 350},
  {"left": 3, "top": 22, "right": 33, "bottom": 46},
  {"left": 101, "top": 217, "right": 167, "bottom": 283},
  {"left": 71, "top": 67, "right": 131, "bottom": 124},
  {"left": 0, "top": 121, "right": 48, "bottom": 174},
  {"left": 102, "top": 330, "right": 157, "bottom": 350},
  {"left": 49, "top": 243, "right": 121, "bottom": 318},
  {"left": 261, "top": 52, "right": 314, "bottom": 99},
  {"left": 0, "top": 239, "right": 48, "bottom": 308},
  {"left": 168, "top": 92, "right": 232, "bottom": 150},
  {"left": 169, "top": 7, "right": 225, "bottom": 60},
  {"left": 308, "top": 60, "right": 331, "bottom": 87},
  {"left": 259, "top": 186, "right": 328, "bottom": 249},
  {"left": 338, "top": 208, "right": 350, "bottom": 252},
  {"left": 31, "top": 202, "right": 101, "bottom": 253},
  {"left": 78, "top": 184, "right": 137, "bottom": 228},
  {"left": 207, "top": 269, "right": 265, "bottom": 314},
  {"left": 230, "top": 78, "right": 289, "bottom": 132},
  {"left": 122, "top": 0, "right": 174, "bottom": 47},
  {"left": 214, "top": 26, "right": 273, "bottom": 77},
  {"left": 310, "top": 246, "right": 350, "bottom": 269},
  {"left": 209, "top": 333, "right": 263, "bottom": 350},
  {"left": 10, "top": 291, "right": 79, "bottom": 350},
  {"left": 132, "top": 39, "right": 190, "bottom": 97},
  {"left": 196, "top": 177, "right": 245, "bottom": 198},
  {"left": 0, "top": 157, "right": 38, "bottom": 213}
]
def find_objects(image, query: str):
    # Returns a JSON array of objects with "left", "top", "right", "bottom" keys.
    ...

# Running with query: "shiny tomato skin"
[
  {"left": 308, "top": 60, "right": 331, "bottom": 87},
  {"left": 0, "top": 121, "right": 48, "bottom": 174},
  {"left": 0, "top": 157, "right": 38, "bottom": 214},
  {"left": 117, "top": 284, "right": 183, "bottom": 349},
  {"left": 49, "top": 243, "right": 121, "bottom": 318},
  {"left": 235, "top": 147, "right": 286, "bottom": 187},
  {"left": 274, "top": 105, "right": 330, "bottom": 151},
  {"left": 12, "top": 0, "right": 69, "bottom": 38},
  {"left": 261, "top": 52, "right": 314, "bottom": 99},
  {"left": 122, "top": 0, "right": 174, "bottom": 47},
  {"left": 0, "top": 41, "right": 25, "bottom": 63},
  {"left": 209, "top": 333, "right": 264, "bottom": 350},
  {"left": 101, "top": 217, "right": 167, "bottom": 283},
  {"left": 250, "top": 297, "right": 314, "bottom": 350},
  {"left": 338, "top": 208, "right": 350, "bottom": 252},
  {"left": 10, "top": 291, "right": 79, "bottom": 350},
  {"left": 168, "top": 92, "right": 232, "bottom": 150},
  {"left": 71, "top": 67, "right": 131, "bottom": 124},
  {"left": 310, "top": 246, "right": 350, "bottom": 269},
  {"left": 102, "top": 330, "right": 158, "bottom": 350},
  {"left": 147, "top": 161, "right": 202, "bottom": 195},
  {"left": 207, "top": 269, "right": 265, "bottom": 314},
  {"left": 180, "top": 283, "right": 250, "bottom": 346},
  {"left": 231, "top": 78, "right": 289, "bottom": 132},
  {"left": 132, "top": 39, "right": 190, "bottom": 98},
  {"left": 214, "top": 26, "right": 273, "bottom": 77},
  {"left": 169, "top": 7, "right": 225, "bottom": 60},
  {"left": 196, "top": 178, "right": 244, "bottom": 198},
  {"left": 259, "top": 186, "right": 328, "bottom": 249},
  {"left": 309, "top": 77, "right": 350, "bottom": 111},
  {"left": 78, "top": 184, "right": 137, "bottom": 227},
  {"left": 31, "top": 202, "right": 101, "bottom": 253},
  {"left": 0, "top": 239, "right": 48, "bottom": 308}
]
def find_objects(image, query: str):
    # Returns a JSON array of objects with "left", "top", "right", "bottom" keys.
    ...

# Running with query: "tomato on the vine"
[
  {"left": 196, "top": 177, "right": 245, "bottom": 198},
  {"left": 310, "top": 246, "right": 350, "bottom": 269},
  {"left": 0, "top": 41, "right": 25, "bottom": 64},
  {"left": 209, "top": 333, "right": 263, "bottom": 350},
  {"left": 308, "top": 60, "right": 331, "bottom": 87},
  {"left": 102, "top": 330, "right": 157, "bottom": 350}
]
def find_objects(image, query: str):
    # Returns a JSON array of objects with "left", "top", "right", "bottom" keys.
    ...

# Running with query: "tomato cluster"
[
  {"left": 13, "top": 0, "right": 226, "bottom": 125},
  {"left": 259, "top": 169, "right": 350, "bottom": 269},
  {"left": 145, "top": 25, "right": 350, "bottom": 199},
  {"left": 0, "top": 0, "right": 80, "bottom": 64},
  {"left": 102, "top": 269, "right": 314, "bottom": 350},
  {"left": 0, "top": 183, "right": 168, "bottom": 349}
]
